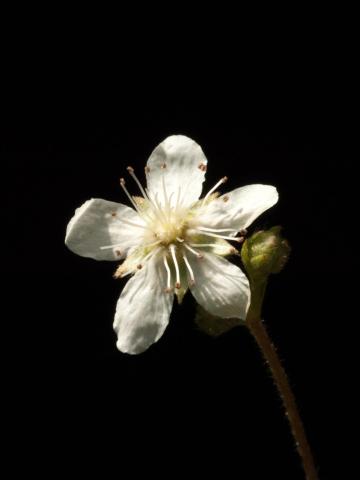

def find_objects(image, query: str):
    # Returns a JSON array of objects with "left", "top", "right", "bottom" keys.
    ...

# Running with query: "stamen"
[
  {"left": 175, "top": 185, "right": 182, "bottom": 209},
  {"left": 168, "top": 191, "right": 175, "bottom": 209},
  {"left": 193, "top": 229, "right": 243, "bottom": 242},
  {"left": 202, "top": 176, "right": 228, "bottom": 204},
  {"left": 100, "top": 243, "right": 124, "bottom": 250},
  {"left": 190, "top": 243, "right": 238, "bottom": 254},
  {"left": 143, "top": 240, "right": 162, "bottom": 249},
  {"left": 114, "top": 217, "right": 149, "bottom": 230},
  {"left": 153, "top": 191, "right": 171, "bottom": 223},
  {"left": 183, "top": 243, "right": 204, "bottom": 259},
  {"left": 119, "top": 178, "right": 142, "bottom": 213},
  {"left": 163, "top": 254, "right": 172, "bottom": 293},
  {"left": 182, "top": 252, "right": 195, "bottom": 285},
  {"left": 143, "top": 186, "right": 168, "bottom": 225},
  {"left": 126, "top": 166, "right": 168, "bottom": 225},
  {"left": 197, "top": 226, "right": 239, "bottom": 234},
  {"left": 126, "top": 166, "right": 148, "bottom": 200},
  {"left": 142, "top": 247, "right": 160, "bottom": 264},
  {"left": 161, "top": 173, "right": 171, "bottom": 217},
  {"left": 189, "top": 243, "right": 223, "bottom": 248},
  {"left": 169, "top": 244, "right": 181, "bottom": 289}
]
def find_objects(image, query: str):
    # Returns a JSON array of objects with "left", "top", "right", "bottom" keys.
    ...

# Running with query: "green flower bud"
[
  {"left": 241, "top": 226, "right": 291, "bottom": 282},
  {"left": 195, "top": 227, "right": 290, "bottom": 335},
  {"left": 241, "top": 226, "right": 291, "bottom": 322}
]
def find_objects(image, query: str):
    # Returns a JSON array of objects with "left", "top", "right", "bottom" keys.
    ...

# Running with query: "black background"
[{"left": 2, "top": 21, "right": 351, "bottom": 479}]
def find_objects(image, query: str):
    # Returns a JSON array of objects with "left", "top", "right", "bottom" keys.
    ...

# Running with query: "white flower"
[{"left": 65, "top": 135, "right": 278, "bottom": 354}]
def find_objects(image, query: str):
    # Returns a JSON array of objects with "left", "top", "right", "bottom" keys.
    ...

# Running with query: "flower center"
[
  {"left": 107, "top": 165, "right": 246, "bottom": 291},
  {"left": 156, "top": 220, "right": 185, "bottom": 246}
]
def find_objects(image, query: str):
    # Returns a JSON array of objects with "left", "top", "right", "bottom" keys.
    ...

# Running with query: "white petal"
[
  {"left": 114, "top": 252, "right": 173, "bottom": 354},
  {"left": 146, "top": 135, "right": 208, "bottom": 208},
  {"left": 195, "top": 184, "right": 278, "bottom": 232},
  {"left": 189, "top": 252, "right": 250, "bottom": 319},
  {"left": 65, "top": 198, "right": 146, "bottom": 261}
]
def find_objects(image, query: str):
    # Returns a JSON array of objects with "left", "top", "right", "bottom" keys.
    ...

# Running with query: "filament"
[
  {"left": 115, "top": 217, "right": 149, "bottom": 230},
  {"left": 202, "top": 176, "right": 228, "bottom": 204},
  {"left": 169, "top": 244, "right": 181, "bottom": 288},
  {"left": 193, "top": 229, "right": 242, "bottom": 242},
  {"left": 183, "top": 243, "right": 203, "bottom": 258},
  {"left": 175, "top": 185, "right": 182, "bottom": 209},
  {"left": 126, "top": 166, "right": 149, "bottom": 200},
  {"left": 189, "top": 243, "right": 222, "bottom": 248},
  {"left": 100, "top": 243, "right": 124, "bottom": 250},
  {"left": 182, "top": 252, "right": 195, "bottom": 285},
  {"left": 196, "top": 226, "right": 238, "bottom": 234},
  {"left": 163, "top": 254, "right": 172, "bottom": 291},
  {"left": 119, "top": 178, "right": 142, "bottom": 213}
]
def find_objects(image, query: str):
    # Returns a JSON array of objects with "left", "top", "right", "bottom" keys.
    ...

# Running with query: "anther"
[
  {"left": 126, "top": 166, "right": 134, "bottom": 173},
  {"left": 222, "top": 195, "right": 229, "bottom": 203},
  {"left": 198, "top": 162, "right": 207, "bottom": 172},
  {"left": 175, "top": 282, "right": 181, "bottom": 289},
  {"left": 144, "top": 166, "right": 150, "bottom": 174},
  {"left": 160, "top": 162, "right": 167, "bottom": 169},
  {"left": 111, "top": 212, "right": 117, "bottom": 217},
  {"left": 115, "top": 250, "right": 122, "bottom": 256},
  {"left": 239, "top": 229, "right": 248, "bottom": 236},
  {"left": 137, "top": 264, "right": 143, "bottom": 269},
  {"left": 176, "top": 237, "right": 185, "bottom": 243},
  {"left": 233, "top": 237, "right": 244, "bottom": 243},
  {"left": 113, "top": 265, "right": 128, "bottom": 279}
]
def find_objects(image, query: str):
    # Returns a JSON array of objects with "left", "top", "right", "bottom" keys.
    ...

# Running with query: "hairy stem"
[{"left": 247, "top": 310, "right": 318, "bottom": 480}]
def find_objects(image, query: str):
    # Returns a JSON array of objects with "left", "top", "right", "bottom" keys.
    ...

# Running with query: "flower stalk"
[{"left": 242, "top": 228, "right": 318, "bottom": 480}]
